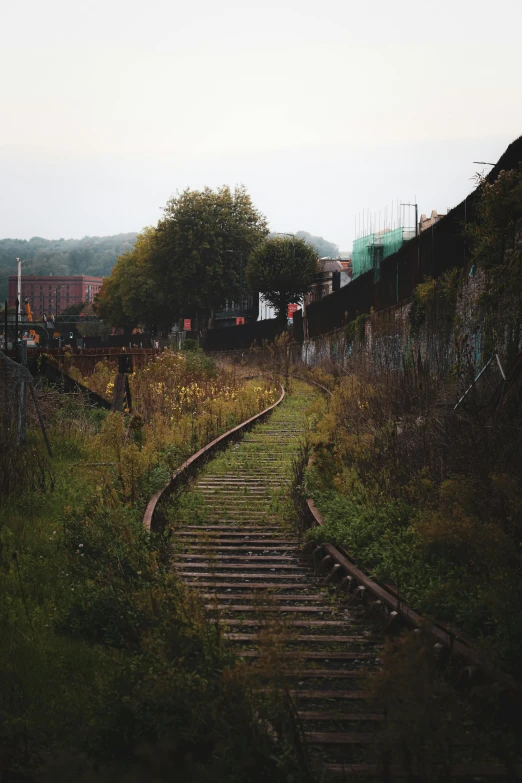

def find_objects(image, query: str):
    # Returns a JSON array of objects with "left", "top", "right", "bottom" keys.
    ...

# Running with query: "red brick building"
[{"left": 8, "top": 274, "right": 103, "bottom": 319}]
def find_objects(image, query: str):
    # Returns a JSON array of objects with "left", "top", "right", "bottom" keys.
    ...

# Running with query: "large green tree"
[
  {"left": 246, "top": 236, "right": 318, "bottom": 323},
  {"left": 95, "top": 228, "right": 166, "bottom": 331},
  {"left": 97, "top": 186, "right": 268, "bottom": 331},
  {"left": 153, "top": 185, "right": 268, "bottom": 328}
]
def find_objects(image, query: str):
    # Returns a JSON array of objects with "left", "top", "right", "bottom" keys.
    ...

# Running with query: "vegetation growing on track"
[
  {"left": 0, "top": 352, "right": 295, "bottom": 782},
  {"left": 170, "top": 381, "right": 315, "bottom": 530}
]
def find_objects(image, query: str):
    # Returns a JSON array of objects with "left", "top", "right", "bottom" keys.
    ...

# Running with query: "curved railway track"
[
  {"left": 168, "top": 381, "right": 517, "bottom": 781},
  {"left": 170, "top": 383, "right": 385, "bottom": 779}
]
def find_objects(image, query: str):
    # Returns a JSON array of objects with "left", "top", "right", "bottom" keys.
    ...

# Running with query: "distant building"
[
  {"left": 339, "top": 259, "right": 352, "bottom": 285},
  {"left": 419, "top": 210, "right": 447, "bottom": 233},
  {"left": 8, "top": 274, "right": 103, "bottom": 319},
  {"left": 258, "top": 295, "right": 277, "bottom": 321},
  {"left": 302, "top": 258, "right": 351, "bottom": 309}
]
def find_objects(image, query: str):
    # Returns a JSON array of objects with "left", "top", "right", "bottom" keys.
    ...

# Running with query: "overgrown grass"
[
  {"left": 0, "top": 358, "right": 303, "bottom": 781},
  {"left": 305, "top": 367, "right": 522, "bottom": 677}
]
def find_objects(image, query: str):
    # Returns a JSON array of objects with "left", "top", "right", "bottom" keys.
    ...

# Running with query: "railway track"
[
  {"left": 171, "top": 382, "right": 385, "bottom": 779},
  {"left": 169, "top": 381, "right": 518, "bottom": 781}
]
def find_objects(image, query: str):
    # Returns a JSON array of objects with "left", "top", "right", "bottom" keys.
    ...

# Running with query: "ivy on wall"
[
  {"left": 344, "top": 313, "right": 368, "bottom": 345},
  {"left": 408, "top": 269, "right": 461, "bottom": 338},
  {"left": 468, "top": 168, "right": 522, "bottom": 362}
]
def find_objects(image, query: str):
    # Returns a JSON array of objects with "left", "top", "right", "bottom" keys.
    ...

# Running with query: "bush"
[
  {"left": 305, "top": 354, "right": 522, "bottom": 673},
  {"left": 0, "top": 363, "right": 298, "bottom": 781},
  {"left": 181, "top": 338, "right": 200, "bottom": 352}
]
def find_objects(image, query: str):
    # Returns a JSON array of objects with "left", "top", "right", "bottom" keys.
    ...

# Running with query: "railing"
[{"left": 54, "top": 315, "right": 102, "bottom": 323}]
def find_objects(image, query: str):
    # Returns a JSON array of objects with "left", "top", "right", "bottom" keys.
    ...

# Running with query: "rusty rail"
[
  {"left": 291, "top": 373, "right": 333, "bottom": 397},
  {"left": 143, "top": 385, "right": 285, "bottom": 534},
  {"left": 296, "top": 377, "right": 520, "bottom": 693},
  {"left": 304, "top": 497, "right": 520, "bottom": 694}
]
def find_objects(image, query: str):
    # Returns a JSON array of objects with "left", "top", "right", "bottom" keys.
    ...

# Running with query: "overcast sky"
[{"left": 1, "top": 0, "right": 521, "bottom": 249}]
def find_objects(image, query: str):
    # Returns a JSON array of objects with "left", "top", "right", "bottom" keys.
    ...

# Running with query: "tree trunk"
[{"left": 277, "top": 296, "right": 288, "bottom": 331}]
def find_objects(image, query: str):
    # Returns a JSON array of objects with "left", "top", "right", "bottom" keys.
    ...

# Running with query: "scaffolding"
[{"left": 352, "top": 227, "right": 415, "bottom": 280}]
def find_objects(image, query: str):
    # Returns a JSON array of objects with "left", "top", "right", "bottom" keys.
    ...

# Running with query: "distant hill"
[
  {"left": 295, "top": 231, "right": 339, "bottom": 259},
  {"left": 0, "top": 229, "right": 340, "bottom": 306},
  {"left": 0, "top": 233, "right": 138, "bottom": 304},
  {"left": 267, "top": 231, "right": 339, "bottom": 259}
]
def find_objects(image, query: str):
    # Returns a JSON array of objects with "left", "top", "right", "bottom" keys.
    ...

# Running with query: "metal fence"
[{"left": 0, "top": 349, "right": 33, "bottom": 447}]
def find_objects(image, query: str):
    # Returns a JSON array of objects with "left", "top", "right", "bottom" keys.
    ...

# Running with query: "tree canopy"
[
  {"left": 96, "top": 186, "right": 268, "bottom": 331},
  {"left": 96, "top": 228, "right": 166, "bottom": 331},
  {"left": 246, "top": 236, "right": 318, "bottom": 322}
]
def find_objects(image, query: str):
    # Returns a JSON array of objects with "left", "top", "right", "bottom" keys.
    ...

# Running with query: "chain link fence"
[{"left": 0, "top": 350, "right": 52, "bottom": 502}]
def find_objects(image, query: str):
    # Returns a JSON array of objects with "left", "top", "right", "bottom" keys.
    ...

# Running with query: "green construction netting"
[{"left": 352, "top": 227, "right": 412, "bottom": 279}]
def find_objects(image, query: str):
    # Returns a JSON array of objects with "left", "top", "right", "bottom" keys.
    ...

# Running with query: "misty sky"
[{"left": 1, "top": 0, "right": 521, "bottom": 249}]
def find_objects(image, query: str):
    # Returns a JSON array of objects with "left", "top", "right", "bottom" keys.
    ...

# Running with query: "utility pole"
[
  {"left": 239, "top": 250, "right": 244, "bottom": 311},
  {"left": 53, "top": 286, "right": 61, "bottom": 318},
  {"left": 401, "top": 203, "right": 418, "bottom": 237},
  {"left": 50, "top": 286, "right": 61, "bottom": 346},
  {"left": 16, "top": 258, "right": 22, "bottom": 326}
]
